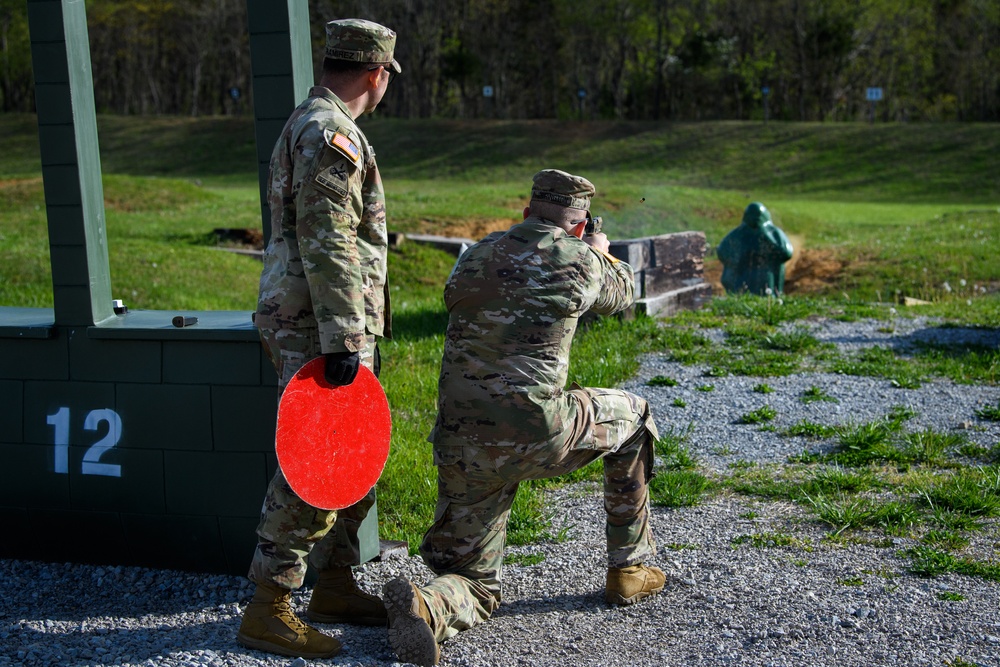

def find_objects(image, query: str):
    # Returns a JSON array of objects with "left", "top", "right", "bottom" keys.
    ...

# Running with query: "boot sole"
[
  {"left": 236, "top": 631, "right": 342, "bottom": 659},
  {"left": 383, "top": 578, "right": 440, "bottom": 667}
]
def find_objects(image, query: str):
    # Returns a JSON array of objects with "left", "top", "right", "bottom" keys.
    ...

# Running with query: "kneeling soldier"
[{"left": 384, "top": 169, "right": 666, "bottom": 666}]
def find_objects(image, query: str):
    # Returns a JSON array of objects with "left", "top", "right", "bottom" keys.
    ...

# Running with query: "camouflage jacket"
[
  {"left": 255, "top": 86, "right": 391, "bottom": 353},
  {"left": 428, "top": 217, "right": 635, "bottom": 448}
]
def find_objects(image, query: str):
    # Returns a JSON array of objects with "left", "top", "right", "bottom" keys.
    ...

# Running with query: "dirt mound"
[
  {"left": 416, "top": 218, "right": 516, "bottom": 241},
  {"left": 783, "top": 247, "right": 847, "bottom": 294},
  {"left": 213, "top": 227, "right": 264, "bottom": 248}
]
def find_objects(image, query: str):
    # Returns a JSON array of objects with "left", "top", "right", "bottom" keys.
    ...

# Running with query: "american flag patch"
[{"left": 331, "top": 131, "right": 361, "bottom": 163}]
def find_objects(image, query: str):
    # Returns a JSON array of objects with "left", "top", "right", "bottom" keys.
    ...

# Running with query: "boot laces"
[{"left": 273, "top": 594, "right": 310, "bottom": 634}]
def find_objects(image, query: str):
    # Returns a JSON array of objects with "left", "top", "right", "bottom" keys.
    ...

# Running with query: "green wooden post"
[
  {"left": 26, "top": 0, "right": 113, "bottom": 326},
  {"left": 246, "top": 0, "right": 313, "bottom": 245}
]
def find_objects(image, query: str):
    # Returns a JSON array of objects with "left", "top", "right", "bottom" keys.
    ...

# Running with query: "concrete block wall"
[
  {"left": 0, "top": 311, "right": 280, "bottom": 573},
  {"left": 609, "top": 231, "right": 714, "bottom": 316}
]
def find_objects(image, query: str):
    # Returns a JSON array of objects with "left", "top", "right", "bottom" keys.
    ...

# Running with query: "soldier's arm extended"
[{"left": 586, "top": 247, "right": 636, "bottom": 316}]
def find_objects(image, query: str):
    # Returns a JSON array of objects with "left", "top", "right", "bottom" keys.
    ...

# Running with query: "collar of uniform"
[
  {"left": 521, "top": 215, "right": 574, "bottom": 237},
  {"left": 522, "top": 214, "right": 559, "bottom": 228},
  {"left": 309, "top": 85, "right": 353, "bottom": 117}
]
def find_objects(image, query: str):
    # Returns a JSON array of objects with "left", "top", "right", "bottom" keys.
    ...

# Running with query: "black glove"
[{"left": 324, "top": 351, "right": 360, "bottom": 386}]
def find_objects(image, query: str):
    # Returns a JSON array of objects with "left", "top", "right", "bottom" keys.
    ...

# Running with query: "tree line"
[{"left": 2, "top": 0, "right": 998, "bottom": 121}]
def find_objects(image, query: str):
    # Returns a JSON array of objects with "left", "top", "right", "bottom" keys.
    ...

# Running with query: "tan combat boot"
[
  {"left": 605, "top": 563, "right": 666, "bottom": 605},
  {"left": 383, "top": 577, "right": 440, "bottom": 666},
  {"left": 305, "top": 566, "right": 388, "bottom": 626},
  {"left": 237, "top": 581, "right": 341, "bottom": 658}
]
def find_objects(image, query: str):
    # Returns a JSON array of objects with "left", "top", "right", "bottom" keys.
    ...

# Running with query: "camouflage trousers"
[
  {"left": 248, "top": 327, "right": 379, "bottom": 591},
  {"left": 416, "top": 387, "right": 659, "bottom": 642}
]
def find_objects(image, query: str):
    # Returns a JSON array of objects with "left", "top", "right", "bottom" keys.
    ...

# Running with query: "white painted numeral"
[
  {"left": 82, "top": 409, "right": 123, "bottom": 477},
  {"left": 47, "top": 407, "right": 124, "bottom": 477},
  {"left": 47, "top": 407, "right": 70, "bottom": 474}
]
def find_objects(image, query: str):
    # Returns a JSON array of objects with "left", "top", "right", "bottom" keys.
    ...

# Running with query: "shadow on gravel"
[
  {"left": 10, "top": 622, "right": 243, "bottom": 664},
  {"left": 900, "top": 326, "right": 1000, "bottom": 351},
  {"left": 489, "top": 591, "right": 605, "bottom": 619},
  {"left": 11, "top": 587, "right": 248, "bottom": 622},
  {"left": 819, "top": 325, "right": 1000, "bottom": 354}
]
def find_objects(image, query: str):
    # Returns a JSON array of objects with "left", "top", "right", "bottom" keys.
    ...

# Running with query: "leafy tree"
[{"left": 0, "top": 0, "right": 33, "bottom": 112}]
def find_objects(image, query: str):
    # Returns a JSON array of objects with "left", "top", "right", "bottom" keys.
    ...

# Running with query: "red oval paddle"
[{"left": 275, "top": 357, "right": 391, "bottom": 510}]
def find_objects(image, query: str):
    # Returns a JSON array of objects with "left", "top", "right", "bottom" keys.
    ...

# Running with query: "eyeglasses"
[{"left": 368, "top": 64, "right": 396, "bottom": 85}]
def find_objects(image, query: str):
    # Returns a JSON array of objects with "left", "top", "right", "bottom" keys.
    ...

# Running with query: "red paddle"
[{"left": 275, "top": 357, "right": 391, "bottom": 510}]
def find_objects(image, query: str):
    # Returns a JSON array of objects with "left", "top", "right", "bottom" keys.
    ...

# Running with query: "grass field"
[{"left": 2, "top": 113, "right": 998, "bottom": 554}]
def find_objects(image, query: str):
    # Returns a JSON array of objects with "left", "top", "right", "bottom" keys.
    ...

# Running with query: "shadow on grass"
[{"left": 389, "top": 307, "right": 449, "bottom": 342}]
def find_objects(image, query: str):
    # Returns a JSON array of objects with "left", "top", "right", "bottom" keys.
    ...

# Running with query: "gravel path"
[{"left": 3, "top": 317, "right": 999, "bottom": 667}]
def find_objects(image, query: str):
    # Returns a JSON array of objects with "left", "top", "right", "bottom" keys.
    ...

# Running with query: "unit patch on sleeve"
[{"left": 314, "top": 157, "right": 352, "bottom": 201}]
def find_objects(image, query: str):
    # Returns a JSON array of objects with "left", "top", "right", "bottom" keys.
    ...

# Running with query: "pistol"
[{"left": 585, "top": 212, "right": 603, "bottom": 236}]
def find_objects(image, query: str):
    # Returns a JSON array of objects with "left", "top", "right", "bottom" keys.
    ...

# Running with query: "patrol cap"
[
  {"left": 742, "top": 202, "right": 772, "bottom": 228},
  {"left": 325, "top": 18, "right": 402, "bottom": 76},
  {"left": 530, "top": 169, "right": 595, "bottom": 210}
]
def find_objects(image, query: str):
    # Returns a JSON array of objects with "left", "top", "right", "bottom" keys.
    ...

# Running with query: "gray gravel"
[{"left": 3, "top": 316, "right": 999, "bottom": 667}]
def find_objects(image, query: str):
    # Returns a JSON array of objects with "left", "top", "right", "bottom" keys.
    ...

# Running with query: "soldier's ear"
[{"left": 522, "top": 206, "right": 530, "bottom": 220}]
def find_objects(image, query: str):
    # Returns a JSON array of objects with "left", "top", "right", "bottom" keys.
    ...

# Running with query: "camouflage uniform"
[
  {"left": 415, "top": 171, "right": 660, "bottom": 642},
  {"left": 249, "top": 19, "right": 396, "bottom": 591},
  {"left": 717, "top": 202, "right": 794, "bottom": 296}
]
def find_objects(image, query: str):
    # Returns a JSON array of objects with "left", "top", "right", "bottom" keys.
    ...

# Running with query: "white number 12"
[{"left": 46, "top": 407, "right": 123, "bottom": 477}]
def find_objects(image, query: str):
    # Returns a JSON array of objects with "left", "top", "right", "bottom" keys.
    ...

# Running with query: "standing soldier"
[
  {"left": 382, "top": 169, "right": 665, "bottom": 666},
  {"left": 237, "top": 18, "right": 400, "bottom": 659}
]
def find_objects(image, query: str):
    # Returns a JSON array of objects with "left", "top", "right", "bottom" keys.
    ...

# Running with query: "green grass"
[
  {"left": 904, "top": 546, "right": 1000, "bottom": 582},
  {"left": 836, "top": 576, "right": 865, "bottom": 586},
  {"left": 649, "top": 424, "right": 712, "bottom": 507},
  {"left": 783, "top": 420, "right": 839, "bottom": 439},
  {"left": 793, "top": 415, "right": 971, "bottom": 469},
  {"left": 801, "top": 386, "right": 838, "bottom": 404},
  {"left": 936, "top": 591, "right": 966, "bottom": 602},
  {"left": 975, "top": 401, "right": 1000, "bottom": 421},
  {"left": 807, "top": 495, "right": 924, "bottom": 536},
  {"left": 3, "top": 113, "right": 1000, "bottom": 558},
  {"left": 739, "top": 405, "right": 778, "bottom": 424},
  {"left": 504, "top": 553, "right": 545, "bottom": 567},
  {"left": 956, "top": 443, "right": 1000, "bottom": 463}
]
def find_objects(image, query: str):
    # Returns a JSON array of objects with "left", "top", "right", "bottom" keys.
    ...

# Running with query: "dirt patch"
[
  {"left": 703, "top": 260, "right": 725, "bottom": 295},
  {"left": 414, "top": 218, "right": 517, "bottom": 241},
  {"left": 0, "top": 177, "right": 44, "bottom": 205},
  {"left": 214, "top": 227, "right": 264, "bottom": 248},
  {"left": 783, "top": 247, "right": 848, "bottom": 294}
]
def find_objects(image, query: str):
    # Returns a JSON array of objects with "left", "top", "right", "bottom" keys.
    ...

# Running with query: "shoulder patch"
[
  {"left": 314, "top": 157, "right": 352, "bottom": 201},
  {"left": 324, "top": 128, "right": 361, "bottom": 164}
]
